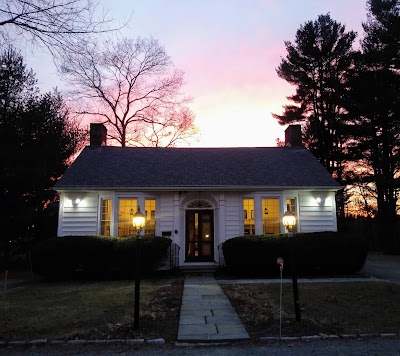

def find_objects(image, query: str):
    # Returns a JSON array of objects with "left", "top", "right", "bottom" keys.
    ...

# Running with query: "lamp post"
[
  {"left": 282, "top": 210, "right": 301, "bottom": 322},
  {"left": 132, "top": 206, "right": 145, "bottom": 330}
]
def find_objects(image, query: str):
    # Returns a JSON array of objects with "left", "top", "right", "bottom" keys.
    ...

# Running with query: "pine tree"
[{"left": 273, "top": 14, "right": 357, "bottom": 184}]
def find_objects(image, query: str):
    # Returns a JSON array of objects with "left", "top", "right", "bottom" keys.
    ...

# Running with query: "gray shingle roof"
[{"left": 55, "top": 146, "right": 341, "bottom": 190}]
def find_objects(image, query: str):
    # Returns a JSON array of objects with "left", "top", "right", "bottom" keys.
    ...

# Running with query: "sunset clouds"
[{"left": 24, "top": 0, "right": 368, "bottom": 147}]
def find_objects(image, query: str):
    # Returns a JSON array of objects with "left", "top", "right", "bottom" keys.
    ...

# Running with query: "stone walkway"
[{"left": 177, "top": 275, "right": 250, "bottom": 343}]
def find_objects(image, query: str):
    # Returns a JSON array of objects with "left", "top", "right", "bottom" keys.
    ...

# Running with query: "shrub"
[
  {"left": 113, "top": 236, "right": 171, "bottom": 276},
  {"left": 222, "top": 232, "right": 368, "bottom": 276},
  {"left": 31, "top": 235, "right": 171, "bottom": 279},
  {"left": 31, "top": 237, "right": 77, "bottom": 279},
  {"left": 31, "top": 235, "right": 114, "bottom": 279}
]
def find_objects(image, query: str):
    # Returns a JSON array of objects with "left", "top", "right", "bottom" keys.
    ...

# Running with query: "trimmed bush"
[
  {"left": 222, "top": 232, "right": 368, "bottom": 276},
  {"left": 31, "top": 235, "right": 115, "bottom": 279},
  {"left": 113, "top": 236, "right": 172, "bottom": 276},
  {"left": 31, "top": 235, "right": 171, "bottom": 279}
]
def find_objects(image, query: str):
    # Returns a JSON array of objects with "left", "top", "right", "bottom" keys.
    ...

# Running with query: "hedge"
[
  {"left": 31, "top": 235, "right": 171, "bottom": 279},
  {"left": 113, "top": 236, "right": 172, "bottom": 277},
  {"left": 222, "top": 232, "right": 368, "bottom": 276}
]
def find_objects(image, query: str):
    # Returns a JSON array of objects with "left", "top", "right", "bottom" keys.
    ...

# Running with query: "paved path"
[
  {"left": 360, "top": 253, "right": 400, "bottom": 285},
  {"left": 177, "top": 275, "right": 250, "bottom": 343}
]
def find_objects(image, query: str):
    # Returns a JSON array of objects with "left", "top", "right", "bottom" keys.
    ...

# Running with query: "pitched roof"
[{"left": 55, "top": 146, "right": 341, "bottom": 190}]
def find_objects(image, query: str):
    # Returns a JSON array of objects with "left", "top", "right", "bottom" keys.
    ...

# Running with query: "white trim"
[
  {"left": 57, "top": 193, "right": 64, "bottom": 236},
  {"left": 56, "top": 185, "right": 341, "bottom": 192}
]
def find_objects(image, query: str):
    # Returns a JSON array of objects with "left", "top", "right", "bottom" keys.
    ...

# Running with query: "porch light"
[
  {"left": 71, "top": 197, "right": 82, "bottom": 207},
  {"left": 282, "top": 211, "right": 296, "bottom": 231},
  {"left": 132, "top": 206, "right": 145, "bottom": 330},
  {"left": 282, "top": 210, "right": 301, "bottom": 322}
]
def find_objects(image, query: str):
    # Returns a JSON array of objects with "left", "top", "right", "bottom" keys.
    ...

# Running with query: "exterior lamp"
[
  {"left": 132, "top": 206, "right": 145, "bottom": 330},
  {"left": 282, "top": 210, "right": 301, "bottom": 322},
  {"left": 282, "top": 211, "right": 296, "bottom": 232},
  {"left": 132, "top": 207, "right": 145, "bottom": 233}
]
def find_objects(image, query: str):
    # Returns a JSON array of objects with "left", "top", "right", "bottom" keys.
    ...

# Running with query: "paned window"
[
  {"left": 286, "top": 198, "right": 297, "bottom": 232},
  {"left": 100, "top": 199, "right": 111, "bottom": 236},
  {"left": 145, "top": 199, "right": 156, "bottom": 236},
  {"left": 118, "top": 199, "right": 137, "bottom": 237},
  {"left": 243, "top": 198, "right": 255, "bottom": 235},
  {"left": 262, "top": 198, "right": 280, "bottom": 234}
]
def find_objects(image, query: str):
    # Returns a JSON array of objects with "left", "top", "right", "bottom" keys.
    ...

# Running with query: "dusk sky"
[{"left": 25, "top": 0, "right": 368, "bottom": 147}]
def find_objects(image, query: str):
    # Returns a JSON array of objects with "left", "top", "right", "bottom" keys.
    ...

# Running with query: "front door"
[{"left": 185, "top": 210, "right": 214, "bottom": 262}]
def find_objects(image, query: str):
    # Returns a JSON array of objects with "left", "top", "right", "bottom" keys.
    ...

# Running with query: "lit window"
[
  {"left": 100, "top": 199, "right": 111, "bottom": 236},
  {"left": 118, "top": 199, "right": 137, "bottom": 237},
  {"left": 262, "top": 198, "right": 280, "bottom": 234},
  {"left": 286, "top": 198, "right": 297, "bottom": 232},
  {"left": 145, "top": 199, "right": 156, "bottom": 236},
  {"left": 243, "top": 198, "right": 255, "bottom": 235}
]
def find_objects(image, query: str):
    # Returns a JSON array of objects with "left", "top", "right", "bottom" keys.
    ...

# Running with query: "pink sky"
[{"left": 25, "top": 0, "right": 368, "bottom": 147}]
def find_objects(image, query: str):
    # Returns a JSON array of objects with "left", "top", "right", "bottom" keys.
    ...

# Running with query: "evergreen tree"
[
  {"left": 273, "top": 14, "right": 357, "bottom": 184},
  {"left": 345, "top": 0, "right": 400, "bottom": 251},
  {"left": 0, "top": 47, "right": 84, "bottom": 243}
]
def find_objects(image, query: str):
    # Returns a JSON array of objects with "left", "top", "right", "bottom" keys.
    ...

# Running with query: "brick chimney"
[
  {"left": 90, "top": 123, "right": 107, "bottom": 146},
  {"left": 284, "top": 124, "right": 302, "bottom": 147}
]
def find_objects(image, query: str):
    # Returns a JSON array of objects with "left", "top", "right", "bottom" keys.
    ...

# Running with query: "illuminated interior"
[
  {"left": 286, "top": 198, "right": 297, "bottom": 232},
  {"left": 118, "top": 199, "right": 137, "bottom": 237},
  {"left": 262, "top": 198, "right": 280, "bottom": 234},
  {"left": 243, "top": 198, "right": 255, "bottom": 235},
  {"left": 144, "top": 199, "right": 156, "bottom": 236}
]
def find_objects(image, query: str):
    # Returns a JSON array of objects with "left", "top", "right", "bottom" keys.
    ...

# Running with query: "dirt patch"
[
  {"left": 80, "top": 280, "right": 184, "bottom": 342},
  {"left": 221, "top": 282, "right": 400, "bottom": 338}
]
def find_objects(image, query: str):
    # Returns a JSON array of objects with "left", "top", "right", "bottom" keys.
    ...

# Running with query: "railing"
[{"left": 158, "top": 242, "right": 180, "bottom": 272}]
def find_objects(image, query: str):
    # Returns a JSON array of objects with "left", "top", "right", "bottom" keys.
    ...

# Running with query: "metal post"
[
  {"left": 133, "top": 234, "right": 142, "bottom": 330},
  {"left": 289, "top": 230, "right": 301, "bottom": 322}
]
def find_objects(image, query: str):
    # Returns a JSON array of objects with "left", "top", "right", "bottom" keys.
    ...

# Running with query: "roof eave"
[{"left": 55, "top": 185, "right": 342, "bottom": 192}]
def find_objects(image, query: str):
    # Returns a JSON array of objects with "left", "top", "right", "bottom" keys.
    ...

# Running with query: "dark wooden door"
[{"left": 185, "top": 210, "right": 214, "bottom": 262}]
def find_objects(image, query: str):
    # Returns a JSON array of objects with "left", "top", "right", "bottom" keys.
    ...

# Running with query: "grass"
[
  {"left": 221, "top": 281, "right": 400, "bottom": 338},
  {"left": 0, "top": 275, "right": 183, "bottom": 343},
  {"left": 1, "top": 273, "right": 400, "bottom": 343}
]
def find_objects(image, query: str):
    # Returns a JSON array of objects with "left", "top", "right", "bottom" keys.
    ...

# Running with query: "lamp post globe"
[
  {"left": 132, "top": 207, "right": 145, "bottom": 234},
  {"left": 282, "top": 210, "right": 296, "bottom": 232}
]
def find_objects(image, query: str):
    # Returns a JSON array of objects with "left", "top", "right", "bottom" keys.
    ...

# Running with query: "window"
[
  {"left": 262, "top": 198, "right": 280, "bottom": 234},
  {"left": 243, "top": 198, "right": 255, "bottom": 235},
  {"left": 100, "top": 199, "right": 111, "bottom": 236},
  {"left": 145, "top": 199, "right": 156, "bottom": 236},
  {"left": 118, "top": 199, "right": 137, "bottom": 237},
  {"left": 187, "top": 200, "right": 212, "bottom": 208},
  {"left": 286, "top": 198, "right": 297, "bottom": 232}
]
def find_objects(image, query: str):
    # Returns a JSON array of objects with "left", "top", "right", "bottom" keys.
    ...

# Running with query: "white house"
[{"left": 55, "top": 124, "right": 341, "bottom": 268}]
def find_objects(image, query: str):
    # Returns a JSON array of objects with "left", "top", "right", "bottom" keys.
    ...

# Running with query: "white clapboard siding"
[
  {"left": 298, "top": 192, "right": 336, "bottom": 232},
  {"left": 158, "top": 193, "right": 174, "bottom": 232},
  {"left": 60, "top": 193, "right": 98, "bottom": 236},
  {"left": 224, "top": 193, "right": 241, "bottom": 240}
]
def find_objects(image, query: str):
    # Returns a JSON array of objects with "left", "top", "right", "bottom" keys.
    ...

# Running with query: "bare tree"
[
  {"left": 0, "top": 0, "right": 120, "bottom": 57},
  {"left": 61, "top": 36, "right": 197, "bottom": 147},
  {"left": 137, "top": 106, "right": 197, "bottom": 147}
]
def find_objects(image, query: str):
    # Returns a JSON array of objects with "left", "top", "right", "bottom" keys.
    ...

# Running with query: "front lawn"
[
  {"left": 221, "top": 281, "right": 400, "bottom": 338},
  {"left": 0, "top": 276, "right": 183, "bottom": 343}
]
